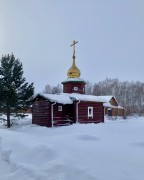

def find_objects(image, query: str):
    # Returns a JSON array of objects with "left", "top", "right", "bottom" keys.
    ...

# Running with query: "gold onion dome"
[
  {"left": 67, "top": 40, "right": 81, "bottom": 78},
  {"left": 67, "top": 55, "right": 81, "bottom": 78}
]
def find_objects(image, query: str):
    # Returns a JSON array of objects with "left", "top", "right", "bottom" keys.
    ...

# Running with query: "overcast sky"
[{"left": 0, "top": 0, "right": 144, "bottom": 92}]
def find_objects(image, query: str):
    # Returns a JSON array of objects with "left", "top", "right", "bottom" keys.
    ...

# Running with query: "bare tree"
[
  {"left": 52, "top": 84, "right": 62, "bottom": 94},
  {"left": 43, "top": 84, "right": 52, "bottom": 94},
  {"left": 85, "top": 81, "right": 93, "bottom": 95}
]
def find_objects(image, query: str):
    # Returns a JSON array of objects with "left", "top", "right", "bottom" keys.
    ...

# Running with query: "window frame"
[
  {"left": 74, "top": 87, "right": 78, "bottom": 91},
  {"left": 88, "top": 107, "right": 93, "bottom": 118},
  {"left": 58, "top": 106, "right": 62, "bottom": 111}
]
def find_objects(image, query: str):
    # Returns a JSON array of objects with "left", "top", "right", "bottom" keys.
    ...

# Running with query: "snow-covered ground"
[{"left": 0, "top": 115, "right": 144, "bottom": 180}]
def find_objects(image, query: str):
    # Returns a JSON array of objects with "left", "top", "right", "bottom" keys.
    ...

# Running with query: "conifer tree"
[{"left": 0, "top": 54, "right": 34, "bottom": 128}]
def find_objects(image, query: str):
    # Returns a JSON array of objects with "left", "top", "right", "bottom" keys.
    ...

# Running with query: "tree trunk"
[{"left": 7, "top": 109, "right": 11, "bottom": 128}]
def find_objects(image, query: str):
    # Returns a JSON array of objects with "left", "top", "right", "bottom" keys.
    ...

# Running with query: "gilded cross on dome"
[
  {"left": 70, "top": 40, "right": 78, "bottom": 57},
  {"left": 67, "top": 40, "right": 81, "bottom": 78}
]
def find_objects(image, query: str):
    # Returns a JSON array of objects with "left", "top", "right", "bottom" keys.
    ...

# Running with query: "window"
[
  {"left": 74, "top": 87, "right": 78, "bottom": 91},
  {"left": 58, "top": 106, "right": 62, "bottom": 111},
  {"left": 88, "top": 107, "right": 93, "bottom": 118}
]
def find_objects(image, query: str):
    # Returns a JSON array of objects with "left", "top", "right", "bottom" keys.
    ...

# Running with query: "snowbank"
[{"left": 0, "top": 116, "right": 144, "bottom": 180}]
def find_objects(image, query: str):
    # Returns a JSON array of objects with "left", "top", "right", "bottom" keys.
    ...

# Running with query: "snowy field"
[{"left": 0, "top": 115, "right": 144, "bottom": 180}]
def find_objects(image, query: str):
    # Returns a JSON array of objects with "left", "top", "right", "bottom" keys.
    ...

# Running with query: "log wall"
[
  {"left": 53, "top": 104, "right": 73, "bottom": 126},
  {"left": 77, "top": 101, "right": 104, "bottom": 123},
  {"left": 62, "top": 82, "right": 85, "bottom": 94},
  {"left": 32, "top": 98, "right": 51, "bottom": 127},
  {"left": 105, "top": 107, "right": 125, "bottom": 117}
]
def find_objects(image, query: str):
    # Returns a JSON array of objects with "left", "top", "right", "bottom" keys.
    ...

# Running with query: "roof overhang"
[{"left": 61, "top": 78, "right": 86, "bottom": 84}]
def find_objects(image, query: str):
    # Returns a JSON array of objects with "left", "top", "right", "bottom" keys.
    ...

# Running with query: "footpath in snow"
[{"left": 0, "top": 116, "right": 144, "bottom": 180}]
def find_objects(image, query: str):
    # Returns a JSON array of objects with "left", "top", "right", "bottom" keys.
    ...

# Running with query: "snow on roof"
[
  {"left": 33, "top": 93, "right": 107, "bottom": 104},
  {"left": 33, "top": 93, "right": 125, "bottom": 107},
  {"left": 63, "top": 93, "right": 106, "bottom": 103},
  {"left": 98, "top": 96, "right": 114, "bottom": 102},
  {"left": 104, "top": 103, "right": 125, "bottom": 109},
  {"left": 99, "top": 96, "right": 125, "bottom": 109},
  {"left": 61, "top": 78, "right": 86, "bottom": 84},
  {"left": 118, "top": 106, "right": 125, "bottom": 109},
  {"left": 33, "top": 93, "right": 73, "bottom": 104},
  {"left": 104, "top": 102, "right": 117, "bottom": 108}
]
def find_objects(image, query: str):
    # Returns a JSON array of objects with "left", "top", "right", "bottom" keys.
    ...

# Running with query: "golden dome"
[{"left": 67, "top": 55, "right": 81, "bottom": 78}]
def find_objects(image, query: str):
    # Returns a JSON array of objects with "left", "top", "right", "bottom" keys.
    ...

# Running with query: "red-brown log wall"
[
  {"left": 77, "top": 101, "right": 104, "bottom": 123},
  {"left": 32, "top": 98, "right": 104, "bottom": 127},
  {"left": 53, "top": 104, "right": 73, "bottom": 126},
  {"left": 32, "top": 99, "right": 51, "bottom": 127},
  {"left": 63, "top": 82, "right": 85, "bottom": 94},
  {"left": 32, "top": 98, "right": 74, "bottom": 127}
]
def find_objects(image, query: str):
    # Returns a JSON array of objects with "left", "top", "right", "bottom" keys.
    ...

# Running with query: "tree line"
[
  {"left": 44, "top": 78, "right": 144, "bottom": 116},
  {"left": 85, "top": 78, "right": 144, "bottom": 116},
  {"left": 43, "top": 84, "right": 62, "bottom": 94}
]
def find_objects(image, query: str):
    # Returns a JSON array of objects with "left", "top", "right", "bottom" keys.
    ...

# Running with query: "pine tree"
[{"left": 0, "top": 54, "right": 34, "bottom": 128}]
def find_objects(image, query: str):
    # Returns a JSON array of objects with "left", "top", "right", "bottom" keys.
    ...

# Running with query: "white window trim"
[
  {"left": 58, "top": 106, "right": 62, "bottom": 111},
  {"left": 88, "top": 107, "right": 93, "bottom": 118},
  {"left": 74, "top": 87, "right": 78, "bottom": 91}
]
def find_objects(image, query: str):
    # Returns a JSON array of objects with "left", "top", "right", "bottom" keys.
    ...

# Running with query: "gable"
[
  {"left": 98, "top": 96, "right": 118, "bottom": 106},
  {"left": 109, "top": 97, "right": 118, "bottom": 106}
]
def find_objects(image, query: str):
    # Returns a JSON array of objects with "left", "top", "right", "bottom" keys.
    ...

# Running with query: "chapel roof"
[
  {"left": 67, "top": 57, "right": 81, "bottom": 78},
  {"left": 32, "top": 93, "right": 106, "bottom": 104}
]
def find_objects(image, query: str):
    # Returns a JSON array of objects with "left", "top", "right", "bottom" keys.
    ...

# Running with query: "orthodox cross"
[{"left": 70, "top": 40, "right": 78, "bottom": 56}]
